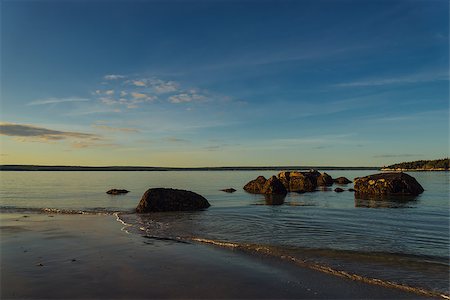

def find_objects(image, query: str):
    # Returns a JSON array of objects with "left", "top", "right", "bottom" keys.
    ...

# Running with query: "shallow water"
[{"left": 1, "top": 170, "right": 449, "bottom": 295}]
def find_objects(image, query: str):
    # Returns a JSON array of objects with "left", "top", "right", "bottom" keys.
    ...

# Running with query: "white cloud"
[
  {"left": 131, "top": 80, "right": 147, "bottom": 87},
  {"left": 148, "top": 79, "right": 179, "bottom": 93},
  {"left": 168, "top": 90, "right": 206, "bottom": 104},
  {"left": 131, "top": 92, "right": 149, "bottom": 99}
]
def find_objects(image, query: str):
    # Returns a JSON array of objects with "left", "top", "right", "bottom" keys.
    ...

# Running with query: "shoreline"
[
  {"left": 0, "top": 165, "right": 379, "bottom": 171},
  {"left": 0, "top": 212, "right": 439, "bottom": 299}
]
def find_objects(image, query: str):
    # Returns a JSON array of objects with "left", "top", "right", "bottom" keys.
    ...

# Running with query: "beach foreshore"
[{"left": 0, "top": 213, "right": 432, "bottom": 299}]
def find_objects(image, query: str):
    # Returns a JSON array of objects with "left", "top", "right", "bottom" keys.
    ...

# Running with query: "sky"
[{"left": 0, "top": 0, "right": 448, "bottom": 167}]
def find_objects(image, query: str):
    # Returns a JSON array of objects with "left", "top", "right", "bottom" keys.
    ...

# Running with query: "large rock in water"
[
  {"left": 243, "top": 176, "right": 267, "bottom": 194},
  {"left": 277, "top": 171, "right": 318, "bottom": 192},
  {"left": 136, "top": 188, "right": 210, "bottom": 212},
  {"left": 354, "top": 172, "right": 424, "bottom": 196},
  {"left": 243, "top": 176, "right": 287, "bottom": 195},
  {"left": 317, "top": 172, "right": 333, "bottom": 186},
  {"left": 262, "top": 176, "right": 287, "bottom": 195}
]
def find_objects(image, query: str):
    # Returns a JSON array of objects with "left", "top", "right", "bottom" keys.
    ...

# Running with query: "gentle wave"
[
  {"left": 0, "top": 205, "right": 133, "bottom": 215},
  {"left": 189, "top": 237, "right": 449, "bottom": 299},
  {"left": 116, "top": 212, "right": 450, "bottom": 298}
]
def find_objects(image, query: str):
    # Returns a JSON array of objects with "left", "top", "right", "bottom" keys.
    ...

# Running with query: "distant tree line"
[{"left": 384, "top": 158, "right": 449, "bottom": 170}]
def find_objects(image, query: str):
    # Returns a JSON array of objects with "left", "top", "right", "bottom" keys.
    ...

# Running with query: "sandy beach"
[{"left": 0, "top": 212, "right": 431, "bottom": 299}]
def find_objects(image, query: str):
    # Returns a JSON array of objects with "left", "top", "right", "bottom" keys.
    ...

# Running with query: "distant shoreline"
[
  {"left": 381, "top": 168, "right": 448, "bottom": 172},
  {"left": 0, "top": 165, "right": 379, "bottom": 171}
]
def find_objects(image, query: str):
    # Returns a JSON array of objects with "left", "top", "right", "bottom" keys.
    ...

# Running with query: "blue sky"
[{"left": 1, "top": 0, "right": 448, "bottom": 167}]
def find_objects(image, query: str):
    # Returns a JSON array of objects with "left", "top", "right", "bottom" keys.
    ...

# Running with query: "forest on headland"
[{"left": 382, "top": 158, "right": 449, "bottom": 171}]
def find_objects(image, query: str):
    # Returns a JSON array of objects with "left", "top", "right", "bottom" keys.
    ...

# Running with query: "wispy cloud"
[
  {"left": 373, "top": 109, "right": 447, "bottom": 122},
  {"left": 0, "top": 122, "right": 114, "bottom": 148},
  {"left": 333, "top": 71, "right": 448, "bottom": 88},
  {"left": 92, "top": 124, "right": 140, "bottom": 133},
  {"left": 104, "top": 74, "right": 125, "bottom": 80},
  {"left": 164, "top": 137, "right": 190, "bottom": 143},
  {"left": 373, "top": 154, "right": 422, "bottom": 158},
  {"left": 28, "top": 97, "right": 90, "bottom": 106},
  {"left": 100, "top": 94, "right": 157, "bottom": 109},
  {"left": 0, "top": 123, "right": 98, "bottom": 140}
]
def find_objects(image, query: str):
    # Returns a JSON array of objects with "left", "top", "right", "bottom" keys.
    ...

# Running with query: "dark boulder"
[
  {"left": 289, "top": 172, "right": 317, "bottom": 192},
  {"left": 220, "top": 188, "right": 236, "bottom": 193},
  {"left": 106, "top": 189, "right": 129, "bottom": 195},
  {"left": 354, "top": 172, "right": 424, "bottom": 196},
  {"left": 277, "top": 171, "right": 317, "bottom": 192},
  {"left": 333, "top": 177, "right": 352, "bottom": 184},
  {"left": 244, "top": 176, "right": 287, "bottom": 195},
  {"left": 348, "top": 188, "right": 356, "bottom": 192},
  {"left": 243, "top": 176, "right": 267, "bottom": 194},
  {"left": 317, "top": 172, "right": 333, "bottom": 186},
  {"left": 136, "top": 188, "right": 210, "bottom": 213},
  {"left": 262, "top": 176, "right": 287, "bottom": 195},
  {"left": 334, "top": 187, "right": 344, "bottom": 193}
]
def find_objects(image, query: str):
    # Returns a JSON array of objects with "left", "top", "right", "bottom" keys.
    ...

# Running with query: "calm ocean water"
[{"left": 1, "top": 170, "right": 449, "bottom": 295}]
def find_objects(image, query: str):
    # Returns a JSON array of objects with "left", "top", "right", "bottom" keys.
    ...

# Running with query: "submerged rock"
[
  {"left": 354, "top": 172, "right": 424, "bottom": 196},
  {"left": 334, "top": 187, "right": 344, "bottom": 193},
  {"left": 243, "top": 176, "right": 267, "bottom": 194},
  {"left": 220, "top": 188, "right": 237, "bottom": 193},
  {"left": 333, "top": 177, "right": 352, "bottom": 184},
  {"left": 106, "top": 189, "right": 129, "bottom": 195},
  {"left": 136, "top": 188, "right": 210, "bottom": 212}
]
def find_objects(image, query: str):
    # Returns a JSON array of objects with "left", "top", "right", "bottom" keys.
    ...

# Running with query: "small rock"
[
  {"left": 36, "top": 263, "right": 44, "bottom": 267},
  {"left": 334, "top": 188, "right": 345, "bottom": 193},
  {"left": 348, "top": 188, "right": 356, "bottom": 192},
  {"left": 333, "top": 177, "right": 352, "bottom": 184},
  {"left": 220, "top": 188, "right": 236, "bottom": 193},
  {"left": 106, "top": 189, "right": 129, "bottom": 195}
]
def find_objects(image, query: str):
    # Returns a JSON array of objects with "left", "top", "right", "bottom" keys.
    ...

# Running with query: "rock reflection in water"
[
  {"left": 354, "top": 193, "right": 418, "bottom": 208},
  {"left": 264, "top": 194, "right": 286, "bottom": 205}
]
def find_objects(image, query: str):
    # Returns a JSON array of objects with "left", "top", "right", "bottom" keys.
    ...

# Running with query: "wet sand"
[{"left": 0, "top": 213, "right": 431, "bottom": 299}]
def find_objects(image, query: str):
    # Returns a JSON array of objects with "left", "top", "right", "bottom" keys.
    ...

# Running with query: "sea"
[{"left": 1, "top": 170, "right": 449, "bottom": 297}]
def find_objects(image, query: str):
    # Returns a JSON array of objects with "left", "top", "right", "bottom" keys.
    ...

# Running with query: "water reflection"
[
  {"left": 354, "top": 193, "right": 418, "bottom": 208},
  {"left": 256, "top": 194, "right": 286, "bottom": 205}
]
